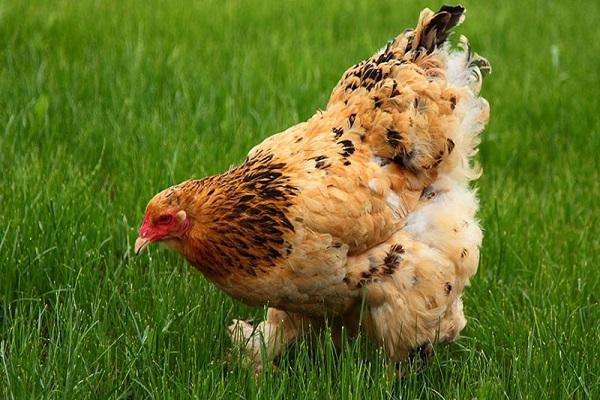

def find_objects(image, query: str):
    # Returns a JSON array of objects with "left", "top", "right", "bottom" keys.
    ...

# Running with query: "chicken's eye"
[{"left": 156, "top": 214, "right": 173, "bottom": 225}]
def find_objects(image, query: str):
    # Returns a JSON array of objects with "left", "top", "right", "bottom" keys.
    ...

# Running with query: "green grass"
[{"left": 1, "top": 0, "right": 599, "bottom": 398}]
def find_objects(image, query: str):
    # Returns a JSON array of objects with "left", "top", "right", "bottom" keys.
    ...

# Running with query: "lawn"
[{"left": 1, "top": 0, "right": 599, "bottom": 398}]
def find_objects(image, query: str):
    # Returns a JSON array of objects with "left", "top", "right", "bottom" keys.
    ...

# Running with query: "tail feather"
[
  {"left": 446, "top": 35, "right": 492, "bottom": 95},
  {"left": 326, "top": 5, "right": 490, "bottom": 180},
  {"left": 409, "top": 5, "right": 465, "bottom": 54}
]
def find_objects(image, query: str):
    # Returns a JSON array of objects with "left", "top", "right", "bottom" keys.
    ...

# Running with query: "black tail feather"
[{"left": 412, "top": 5, "right": 465, "bottom": 54}]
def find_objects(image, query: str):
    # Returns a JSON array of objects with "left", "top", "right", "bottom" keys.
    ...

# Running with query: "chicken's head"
[{"left": 134, "top": 187, "right": 191, "bottom": 255}]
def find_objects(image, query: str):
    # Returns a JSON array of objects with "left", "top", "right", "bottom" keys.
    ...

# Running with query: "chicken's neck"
[{"left": 177, "top": 152, "right": 298, "bottom": 281}]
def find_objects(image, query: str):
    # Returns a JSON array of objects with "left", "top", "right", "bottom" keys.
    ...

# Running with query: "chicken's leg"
[{"left": 227, "top": 308, "right": 312, "bottom": 373}]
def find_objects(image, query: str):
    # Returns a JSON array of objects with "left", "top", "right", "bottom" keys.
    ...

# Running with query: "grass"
[{"left": 1, "top": 0, "right": 599, "bottom": 398}]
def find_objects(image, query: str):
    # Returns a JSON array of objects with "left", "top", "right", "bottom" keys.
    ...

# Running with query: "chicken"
[{"left": 134, "top": 5, "right": 490, "bottom": 370}]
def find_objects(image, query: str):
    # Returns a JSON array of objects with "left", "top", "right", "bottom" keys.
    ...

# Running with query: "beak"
[{"left": 134, "top": 237, "right": 151, "bottom": 255}]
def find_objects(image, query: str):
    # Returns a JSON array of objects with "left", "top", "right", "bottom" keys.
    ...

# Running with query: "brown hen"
[{"left": 135, "top": 5, "right": 490, "bottom": 369}]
